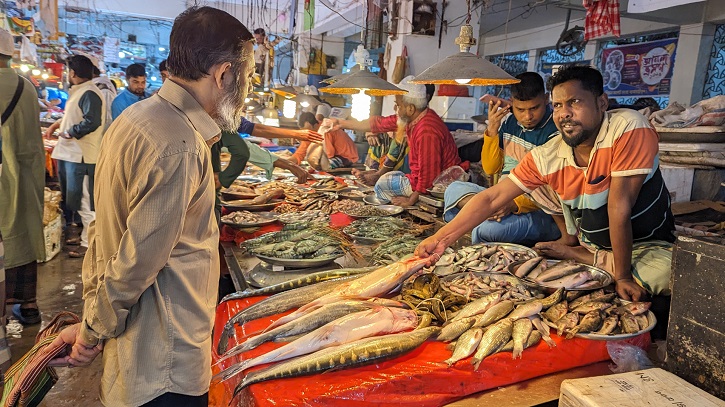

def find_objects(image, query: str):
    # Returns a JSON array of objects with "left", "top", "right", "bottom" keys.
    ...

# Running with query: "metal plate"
[
  {"left": 220, "top": 212, "right": 278, "bottom": 228},
  {"left": 310, "top": 173, "right": 334, "bottom": 180},
  {"left": 221, "top": 199, "right": 283, "bottom": 212},
  {"left": 363, "top": 194, "right": 385, "bottom": 205},
  {"left": 426, "top": 188, "right": 445, "bottom": 199},
  {"left": 345, "top": 204, "right": 405, "bottom": 219},
  {"left": 507, "top": 259, "right": 613, "bottom": 291},
  {"left": 254, "top": 253, "right": 343, "bottom": 268},
  {"left": 542, "top": 303, "right": 657, "bottom": 341},
  {"left": 313, "top": 186, "right": 348, "bottom": 193},
  {"left": 339, "top": 191, "right": 366, "bottom": 201}
]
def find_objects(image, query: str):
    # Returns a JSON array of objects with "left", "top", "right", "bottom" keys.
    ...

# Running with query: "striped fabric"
[
  {"left": 1, "top": 233, "right": 11, "bottom": 378},
  {"left": 374, "top": 171, "right": 413, "bottom": 202},
  {"left": 2, "top": 312, "right": 80, "bottom": 407},
  {"left": 510, "top": 109, "right": 675, "bottom": 248}
]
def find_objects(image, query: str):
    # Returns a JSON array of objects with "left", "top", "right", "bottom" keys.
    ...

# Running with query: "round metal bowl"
[
  {"left": 363, "top": 194, "right": 386, "bottom": 205},
  {"left": 345, "top": 204, "right": 404, "bottom": 219},
  {"left": 339, "top": 191, "right": 366, "bottom": 201},
  {"left": 542, "top": 301, "right": 657, "bottom": 341},
  {"left": 255, "top": 253, "right": 343, "bottom": 268},
  {"left": 507, "top": 259, "right": 614, "bottom": 291},
  {"left": 426, "top": 188, "right": 445, "bottom": 199},
  {"left": 220, "top": 212, "right": 278, "bottom": 228}
]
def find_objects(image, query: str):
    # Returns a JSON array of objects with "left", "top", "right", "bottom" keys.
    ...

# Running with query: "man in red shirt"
[{"left": 326, "top": 76, "right": 460, "bottom": 206}]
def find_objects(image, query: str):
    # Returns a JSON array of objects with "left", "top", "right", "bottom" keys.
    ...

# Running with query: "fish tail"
[
  {"left": 565, "top": 328, "right": 578, "bottom": 340},
  {"left": 444, "top": 358, "right": 455, "bottom": 367},
  {"left": 541, "top": 334, "right": 557, "bottom": 348},
  {"left": 512, "top": 345, "right": 523, "bottom": 359},
  {"left": 472, "top": 358, "right": 482, "bottom": 371},
  {"left": 218, "top": 327, "right": 231, "bottom": 354}
]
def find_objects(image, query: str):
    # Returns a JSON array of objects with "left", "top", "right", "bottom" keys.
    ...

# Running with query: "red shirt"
[{"left": 370, "top": 109, "right": 460, "bottom": 193}]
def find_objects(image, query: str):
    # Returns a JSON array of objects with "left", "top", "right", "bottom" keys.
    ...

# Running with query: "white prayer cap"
[
  {"left": 397, "top": 75, "right": 426, "bottom": 99},
  {"left": 0, "top": 29, "right": 14, "bottom": 57},
  {"left": 316, "top": 103, "right": 332, "bottom": 118}
]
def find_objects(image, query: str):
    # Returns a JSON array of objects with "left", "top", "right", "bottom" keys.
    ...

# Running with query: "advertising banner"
[{"left": 600, "top": 38, "right": 678, "bottom": 97}]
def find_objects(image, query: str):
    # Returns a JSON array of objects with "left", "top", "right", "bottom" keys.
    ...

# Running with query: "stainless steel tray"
[
  {"left": 363, "top": 194, "right": 385, "bottom": 205},
  {"left": 507, "top": 259, "right": 613, "bottom": 291},
  {"left": 220, "top": 211, "right": 278, "bottom": 228},
  {"left": 542, "top": 301, "right": 656, "bottom": 341},
  {"left": 255, "top": 253, "right": 343, "bottom": 268},
  {"left": 345, "top": 204, "right": 404, "bottom": 219}
]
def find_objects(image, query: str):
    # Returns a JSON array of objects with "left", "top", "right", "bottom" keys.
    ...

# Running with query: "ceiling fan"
[{"left": 556, "top": 9, "right": 587, "bottom": 57}]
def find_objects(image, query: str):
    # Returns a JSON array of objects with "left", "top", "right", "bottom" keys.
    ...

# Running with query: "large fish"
[
  {"left": 512, "top": 318, "right": 533, "bottom": 359},
  {"left": 610, "top": 302, "right": 651, "bottom": 316},
  {"left": 438, "top": 317, "right": 476, "bottom": 342},
  {"left": 556, "top": 312, "right": 579, "bottom": 337},
  {"left": 217, "top": 275, "right": 362, "bottom": 354},
  {"left": 473, "top": 300, "right": 514, "bottom": 328},
  {"left": 508, "top": 301, "right": 543, "bottom": 320},
  {"left": 543, "top": 271, "right": 593, "bottom": 289},
  {"left": 472, "top": 318, "right": 514, "bottom": 370},
  {"left": 619, "top": 312, "right": 641, "bottom": 334},
  {"left": 499, "top": 330, "right": 542, "bottom": 353},
  {"left": 217, "top": 307, "right": 418, "bottom": 382},
  {"left": 535, "top": 260, "right": 582, "bottom": 282},
  {"left": 515, "top": 257, "right": 544, "bottom": 278},
  {"left": 450, "top": 292, "right": 502, "bottom": 321},
  {"left": 566, "top": 310, "right": 603, "bottom": 339},
  {"left": 217, "top": 299, "right": 383, "bottom": 361},
  {"left": 543, "top": 300, "right": 568, "bottom": 323},
  {"left": 266, "top": 257, "right": 430, "bottom": 330},
  {"left": 220, "top": 267, "right": 376, "bottom": 303},
  {"left": 232, "top": 327, "right": 441, "bottom": 399},
  {"left": 444, "top": 327, "right": 483, "bottom": 366},
  {"left": 596, "top": 315, "right": 619, "bottom": 335}
]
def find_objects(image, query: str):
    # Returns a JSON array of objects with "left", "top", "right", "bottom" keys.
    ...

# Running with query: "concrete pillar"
[
  {"left": 527, "top": 49, "right": 538, "bottom": 72},
  {"left": 584, "top": 42, "right": 598, "bottom": 63},
  {"left": 669, "top": 23, "right": 717, "bottom": 105}
]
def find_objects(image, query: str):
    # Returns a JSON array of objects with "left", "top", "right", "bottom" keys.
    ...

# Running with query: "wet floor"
[{"left": 7, "top": 245, "right": 104, "bottom": 406}]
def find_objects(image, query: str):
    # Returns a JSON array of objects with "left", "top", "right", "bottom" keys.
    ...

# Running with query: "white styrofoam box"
[
  {"left": 559, "top": 368, "right": 725, "bottom": 407},
  {"left": 428, "top": 96, "right": 477, "bottom": 120},
  {"left": 43, "top": 214, "right": 62, "bottom": 262},
  {"left": 661, "top": 164, "right": 695, "bottom": 203}
]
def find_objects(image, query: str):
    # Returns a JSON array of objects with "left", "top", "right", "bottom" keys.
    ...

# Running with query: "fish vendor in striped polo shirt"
[{"left": 416, "top": 65, "right": 675, "bottom": 301}]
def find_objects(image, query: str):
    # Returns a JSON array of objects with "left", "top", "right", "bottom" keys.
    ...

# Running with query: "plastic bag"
[
  {"left": 607, "top": 341, "right": 654, "bottom": 373},
  {"left": 432, "top": 166, "right": 469, "bottom": 189}
]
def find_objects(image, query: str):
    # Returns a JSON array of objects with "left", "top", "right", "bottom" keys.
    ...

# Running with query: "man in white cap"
[
  {"left": 315, "top": 103, "right": 331, "bottom": 123},
  {"left": 326, "top": 75, "right": 460, "bottom": 206},
  {"left": 0, "top": 28, "right": 46, "bottom": 331}
]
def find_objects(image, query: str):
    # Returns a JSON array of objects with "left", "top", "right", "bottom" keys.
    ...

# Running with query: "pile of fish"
[
  {"left": 441, "top": 272, "right": 541, "bottom": 301},
  {"left": 294, "top": 192, "right": 339, "bottom": 214},
  {"left": 311, "top": 178, "right": 347, "bottom": 191},
  {"left": 541, "top": 289, "right": 652, "bottom": 338},
  {"left": 215, "top": 257, "right": 440, "bottom": 399},
  {"left": 256, "top": 180, "right": 308, "bottom": 201},
  {"left": 329, "top": 199, "right": 364, "bottom": 213},
  {"left": 513, "top": 258, "right": 608, "bottom": 289},
  {"left": 221, "top": 210, "right": 271, "bottom": 225},
  {"left": 276, "top": 209, "right": 329, "bottom": 225},
  {"left": 371, "top": 235, "right": 422, "bottom": 265},
  {"left": 344, "top": 217, "right": 430, "bottom": 241},
  {"left": 272, "top": 203, "right": 300, "bottom": 214},
  {"left": 345, "top": 205, "right": 393, "bottom": 218},
  {"left": 241, "top": 227, "right": 353, "bottom": 260},
  {"left": 438, "top": 288, "right": 564, "bottom": 368},
  {"left": 431, "top": 244, "right": 537, "bottom": 276}
]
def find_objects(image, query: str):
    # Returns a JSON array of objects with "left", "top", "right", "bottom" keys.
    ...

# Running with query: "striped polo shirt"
[
  {"left": 509, "top": 109, "right": 675, "bottom": 249},
  {"left": 499, "top": 105, "right": 559, "bottom": 175}
]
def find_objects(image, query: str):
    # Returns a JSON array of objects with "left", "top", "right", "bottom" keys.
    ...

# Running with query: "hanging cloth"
[{"left": 583, "top": 0, "right": 621, "bottom": 40}]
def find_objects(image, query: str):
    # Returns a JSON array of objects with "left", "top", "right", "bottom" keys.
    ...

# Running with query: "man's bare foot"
[
  {"left": 555, "top": 234, "right": 580, "bottom": 246},
  {"left": 534, "top": 241, "right": 594, "bottom": 264}
]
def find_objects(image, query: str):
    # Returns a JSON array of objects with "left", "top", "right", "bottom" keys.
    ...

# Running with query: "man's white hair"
[{"left": 402, "top": 95, "right": 428, "bottom": 110}]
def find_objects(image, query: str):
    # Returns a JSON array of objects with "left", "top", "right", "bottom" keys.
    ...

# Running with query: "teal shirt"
[{"left": 111, "top": 89, "right": 151, "bottom": 120}]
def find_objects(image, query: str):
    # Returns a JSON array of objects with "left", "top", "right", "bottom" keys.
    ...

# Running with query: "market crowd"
[{"left": 0, "top": 4, "right": 674, "bottom": 407}]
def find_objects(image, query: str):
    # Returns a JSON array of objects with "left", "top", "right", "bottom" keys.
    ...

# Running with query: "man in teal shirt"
[{"left": 111, "top": 63, "right": 150, "bottom": 120}]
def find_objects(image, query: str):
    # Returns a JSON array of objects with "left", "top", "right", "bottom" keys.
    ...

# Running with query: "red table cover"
[{"left": 209, "top": 297, "right": 650, "bottom": 407}]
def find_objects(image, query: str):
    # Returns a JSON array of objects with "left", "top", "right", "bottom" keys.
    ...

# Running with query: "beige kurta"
[
  {"left": 0, "top": 68, "right": 45, "bottom": 268},
  {"left": 80, "top": 80, "right": 220, "bottom": 406}
]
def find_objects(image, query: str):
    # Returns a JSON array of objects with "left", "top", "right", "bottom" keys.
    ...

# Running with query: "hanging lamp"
[{"left": 410, "top": 1, "right": 519, "bottom": 86}]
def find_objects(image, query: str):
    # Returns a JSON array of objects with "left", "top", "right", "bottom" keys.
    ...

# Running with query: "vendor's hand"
[
  {"left": 322, "top": 118, "right": 341, "bottom": 130},
  {"left": 391, "top": 195, "right": 417, "bottom": 207},
  {"left": 487, "top": 200, "right": 517, "bottom": 221},
  {"left": 615, "top": 278, "right": 648, "bottom": 302},
  {"left": 365, "top": 133, "right": 380, "bottom": 146},
  {"left": 414, "top": 235, "right": 448, "bottom": 265},
  {"left": 289, "top": 164, "right": 311, "bottom": 184},
  {"left": 486, "top": 100, "right": 510, "bottom": 135},
  {"left": 47, "top": 323, "right": 103, "bottom": 368},
  {"left": 293, "top": 129, "right": 323, "bottom": 143}
]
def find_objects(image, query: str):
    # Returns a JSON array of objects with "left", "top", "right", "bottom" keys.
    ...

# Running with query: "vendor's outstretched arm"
[
  {"left": 415, "top": 178, "right": 525, "bottom": 258},
  {"left": 608, "top": 174, "right": 648, "bottom": 301},
  {"left": 327, "top": 118, "right": 372, "bottom": 132},
  {"left": 252, "top": 123, "right": 323, "bottom": 143}
]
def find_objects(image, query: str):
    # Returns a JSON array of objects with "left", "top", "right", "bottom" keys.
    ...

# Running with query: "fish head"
[
  {"left": 387, "top": 307, "right": 421, "bottom": 329},
  {"left": 368, "top": 297, "right": 407, "bottom": 308},
  {"left": 628, "top": 302, "right": 652, "bottom": 314}
]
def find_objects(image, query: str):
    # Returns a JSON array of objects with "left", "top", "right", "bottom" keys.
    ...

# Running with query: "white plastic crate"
[
  {"left": 559, "top": 368, "right": 725, "bottom": 407},
  {"left": 43, "top": 214, "right": 62, "bottom": 262}
]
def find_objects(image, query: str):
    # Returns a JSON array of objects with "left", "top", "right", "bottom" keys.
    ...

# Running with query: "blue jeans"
[
  {"left": 56, "top": 160, "right": 95, "bottom": 212},
  {"left": 443, "top": 181, "right": 561, "bottom": 246}
]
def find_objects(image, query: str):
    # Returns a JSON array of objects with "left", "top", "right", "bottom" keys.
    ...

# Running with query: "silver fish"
[
  {"left": 512, "top": 318, "right": 533, "bottom": 359},
  {"left": 472, "top": 318, "right": 513, "bottom": 370},
  {"left": 566, "top": 310, "right": 603, "bottom": 339},
  {"left": 596, "top": 315, "right": 619, "bottom": 335},
  {"left": 508, "top": 301, "right": 543, "bottom": 320},
  {"left": 217, "top": 275, "right": 362, "bottom": 354},
  {"left": 535, "top": 260, "right": 582, "bottom": 282},
  {"left": 556, "top": 312, "right": 579, "bottom": 337},
  {"left": 451, "top": 292, "right": 502, "bottom": 321},
  {"left": 438, "top": 317, "right": 476, "bottom": 342},
  {"left": 620, "top": 312, "right": 641, "bottom": 334},
  {"left": 499, "top": 330, "right": 542, "bottom": 353},
  {"left": 543, "top": 300, "right": 568, "bottom": 323},
  {"left": 526, "top": 261, "right": 548, "bottom": 281},
  {"left": 444, "top": 328, "right": 483, "bottom": 366},
  {"left": 473, "top": 300, "right": 514, "bottom": 328},
  {"left": 530, "top": 315, "right": 556, "bottom": 348},
  {"left": 515, "top": 257, "right": 544, "bottom": 278},
  {"left": 543, "top": 271, "right": 593, "bottom": 289},
  {"left": 232, "top": 327, "right": 441, "bottom": 399}
]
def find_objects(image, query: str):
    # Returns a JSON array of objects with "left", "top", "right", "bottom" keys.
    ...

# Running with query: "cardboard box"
[
  {"left": 43, "top": 214, "right": 62, "bottom": 262},
  {"left": 559, "top": 368, "right": 725, "bottom": 407}
]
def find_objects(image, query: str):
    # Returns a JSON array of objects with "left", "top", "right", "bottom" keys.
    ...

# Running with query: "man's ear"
[
  {"left": 598, "top": 92, "right": 609, "bottom": 111},
  {"left": 212, "top": 62, "right": 232, "bottom": 90}
]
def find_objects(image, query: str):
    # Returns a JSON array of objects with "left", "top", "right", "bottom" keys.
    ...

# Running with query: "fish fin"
[
  {"left": 564, "top": 328, "right": 579, "bottom": 340},
  {"left": 444, "top": 358, "right": 455, "bottom": 367},
  {"left": 541, "top": 334, "right": 556, "bottom": 348},
  {"left": 217, "top": 326, "right": 233, "bottom": 355}
]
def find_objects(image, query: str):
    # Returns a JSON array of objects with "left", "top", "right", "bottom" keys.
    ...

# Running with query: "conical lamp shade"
[
  {"left": 410, "top": 52, "right": 520, "bottom": 86},
  {"left": 320, "top": 69, "right": 406, "bottom": 97},
  {"left": 321, "top": 64, "right": 361, "bottom": 84},
  {"left": 270, "top": 85, "right": 297, "bottom": 98}
]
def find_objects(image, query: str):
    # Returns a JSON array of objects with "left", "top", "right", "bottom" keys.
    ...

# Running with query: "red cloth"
[
  {"left": 370, "top": 110, "right": 461, "bottom": 193},
  {"left": 209, "top": 297, "right": 651, "bottom": 407},
  {"left": 583, "top": 0, "right": 620, "bottom": 40}
]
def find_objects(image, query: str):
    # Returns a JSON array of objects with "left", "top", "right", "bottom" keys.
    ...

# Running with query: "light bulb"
[
  {"left": 31, "top": 69, "right": 41, "bottom": 76},
  {"left": 118, "top": 51, "right": 125, "bottom": 58},
  {"left": 351, "top": 91, "right": 371, "bottom": 121},
  {"left": 300, "top": 101, "right": 310, "bottom": 108},
  {"left": 41, "top": 73, "right": 49, "bottom": 79},
  {"left": 19, "top": 65, "right": 29, "bottom": 73},
  {"left": 455, "top": 78, "right": 471, "bottom": 84},
  {"left": 283, "top": 99, "right": 296, "bottom": 119},
  {"left": 158, "top": 47, "right": 166, "bottom": 52},
  {"left": 151, "top": 76, "right": 157, "bottom": 81},
  {"left": 244, "top": 97, "right": 251, "bottom": 103}
]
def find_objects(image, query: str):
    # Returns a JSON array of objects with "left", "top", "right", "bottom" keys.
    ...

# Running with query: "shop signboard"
[
  {"left": 600, "top": 38, "right": 678, "bottom": 98},
  {"left": 104, "top": 37, "right": 120, "bottom": 64}
]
